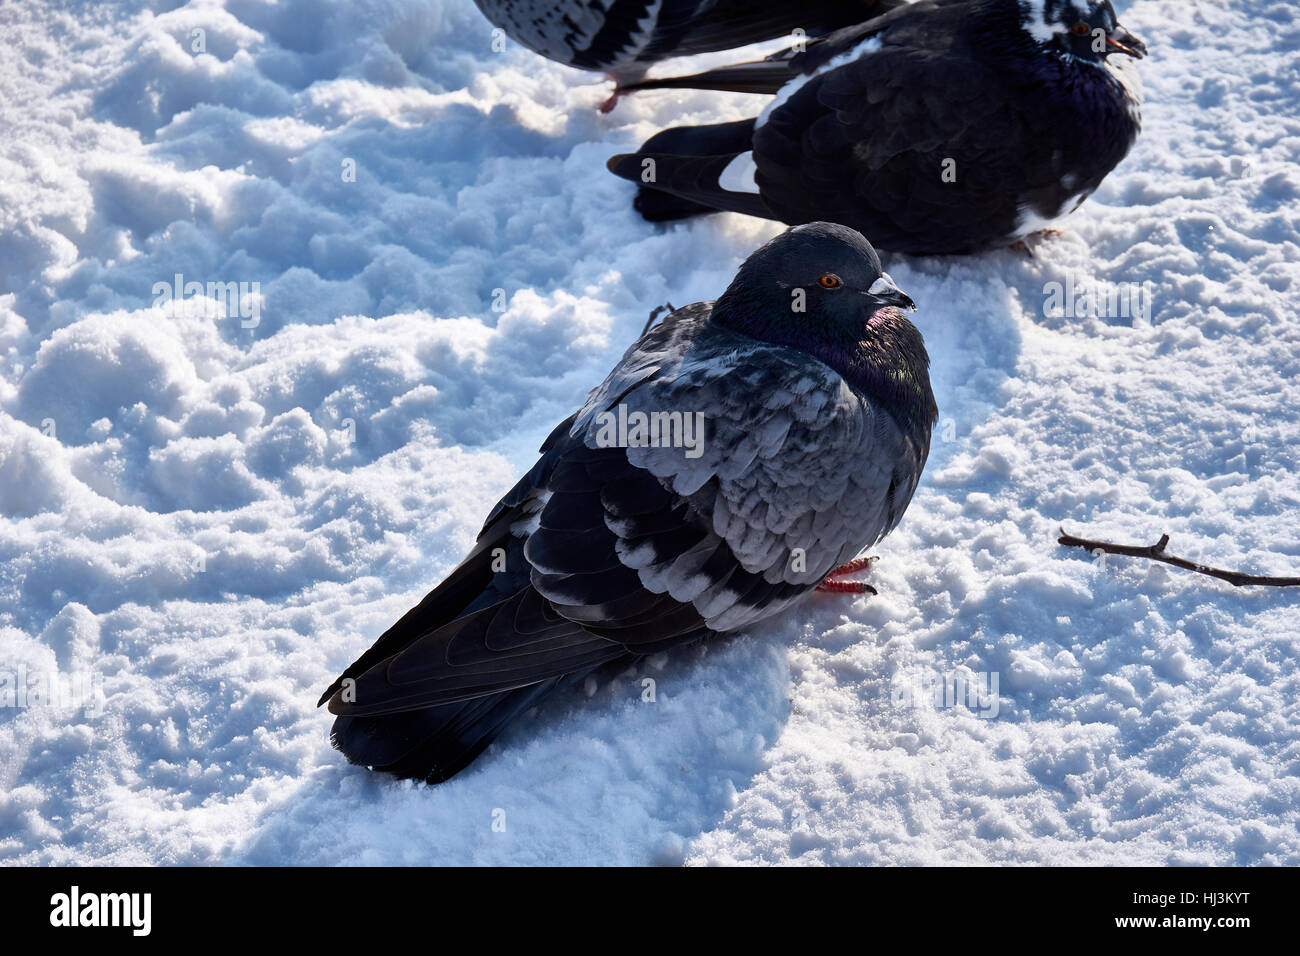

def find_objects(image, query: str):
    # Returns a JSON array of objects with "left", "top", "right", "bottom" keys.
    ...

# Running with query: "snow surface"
[{"left": 1, "top": 0, "right": 1298, "bottom": 866}]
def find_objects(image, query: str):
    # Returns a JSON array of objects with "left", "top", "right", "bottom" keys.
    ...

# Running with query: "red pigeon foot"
[{"left": 816, "top": 555, "right": 878, "bottom": 595}]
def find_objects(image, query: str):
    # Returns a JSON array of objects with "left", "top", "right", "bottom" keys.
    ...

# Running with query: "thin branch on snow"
[{"left": 1058, "top": 528, "right": 1300, "bottom": 588}]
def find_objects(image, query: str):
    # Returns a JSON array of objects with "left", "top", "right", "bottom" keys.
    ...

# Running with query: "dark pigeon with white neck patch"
[
  {"left": 318, "top": 222, "right": 936, "bottom": 784},
  {"left": 607, "top": 0, "right": 1146, "bottom": 254}
]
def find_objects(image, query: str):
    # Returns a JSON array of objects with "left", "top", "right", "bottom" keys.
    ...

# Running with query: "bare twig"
[
  {"left": 641, "top": 301, "right": 676, "bottom": 336},
  {"left": 1058, "top": 528, "right": 1300, "bottom": 588}
]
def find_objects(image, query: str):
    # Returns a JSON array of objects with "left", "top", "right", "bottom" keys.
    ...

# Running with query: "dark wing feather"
[
  {"left": 474, "top": 0, "right": 908, "bottom": 73},
  {"left": 315, "top": 413, "right": 579, "bottom": 706},
  {"left": 749, "top": 5, "right": 1029, "bottom": 251},
  {"left": 328, "top": 674, "right": 571, "bottom": 782},
  {"left": 617, "top": 4, "right": 916, "bottom": 95},
  {"left": 653, "top": 0, "right": 910, "bottom": 60},
  {"left": 606, "top": 118, "right": 777, "bottom": 222},
  {"left": 619, "top": 58, "right": 803, "bottom": 95},
  {"left": 325, "top": 438, "right": 722, "bottom": 716}
]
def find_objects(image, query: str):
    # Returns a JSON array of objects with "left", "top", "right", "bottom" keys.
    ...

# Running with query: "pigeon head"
[
  {"left": 1016, "top": 0, "right": 1147, "bottom": 63},
  {"left": 715, "top": 222, "right": 915, "bottom": 327},
  {"left": 712, "top": 222, "right": 936, "bottom": 444}
]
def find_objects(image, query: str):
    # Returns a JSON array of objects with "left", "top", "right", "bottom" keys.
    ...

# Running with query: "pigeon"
[
  {"left": 606, "top": 0, "right": 1146, "bottom": 254},
  {"left": 318, "top": 222, "right": 937, "bottom": 784},
  {"left": 473, "top": 0, "right": 905, "bottom": 81}
]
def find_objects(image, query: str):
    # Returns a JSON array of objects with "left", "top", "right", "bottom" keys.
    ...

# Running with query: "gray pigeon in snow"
[
  {"left": 607, "top": 0, "right": 1146, "bottom": 253},
  {"left": 318, "top": 222, "right": 936, "bottom": 784},
  {"left": 473, "top": 0, "right": 905, "bottom": 82}
]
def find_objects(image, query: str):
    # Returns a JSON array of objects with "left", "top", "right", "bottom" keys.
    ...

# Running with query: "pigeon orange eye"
[
  {"left": 819, "top": 274, "right": 841, "bottom": 289},
  {"left": 1071, "top": 21, "right": 1091, "bottom": 35}
]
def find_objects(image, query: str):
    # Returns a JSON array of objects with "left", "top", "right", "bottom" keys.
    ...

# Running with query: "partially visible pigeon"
[
  {"left": 607, "top": 0, "right": 1146, "bottom": 254},
  {"left": 318, "top": 222, "right": 936, "bottom": 784},
  {"left": 473, "top": 0, "right": 904, "bottom": 81}
]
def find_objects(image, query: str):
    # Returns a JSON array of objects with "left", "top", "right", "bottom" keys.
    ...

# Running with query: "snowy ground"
[{"left": 1, "top": 0, "right": 1297, "bottom": 865}]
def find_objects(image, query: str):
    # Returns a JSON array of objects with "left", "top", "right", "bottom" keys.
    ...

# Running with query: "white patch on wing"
[
  {"left": 756, "top": 36, "right": 883, "bottom": 131},
  {"left": 718, "top": 151, "right": 758, "bottom": 193}
]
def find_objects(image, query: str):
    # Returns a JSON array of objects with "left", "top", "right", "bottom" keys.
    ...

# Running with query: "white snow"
[{"left": 1, "top": 0, "right": 1298, "bottom": 865}]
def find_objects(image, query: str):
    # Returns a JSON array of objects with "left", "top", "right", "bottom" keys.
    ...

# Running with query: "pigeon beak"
[
  {"left": 1105, "top": 24, "right": 1146, "bottom": 59},
  {"left": 866, "top": 273, "right": 916, "bottom": 311}
]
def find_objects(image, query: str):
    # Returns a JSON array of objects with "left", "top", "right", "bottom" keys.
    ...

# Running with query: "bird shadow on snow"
[{"left": 233, "top": 630, "right": 792, "bottom": 866}]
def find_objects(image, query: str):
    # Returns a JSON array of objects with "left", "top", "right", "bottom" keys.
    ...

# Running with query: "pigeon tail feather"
[
  {"left": 329, "top": 676, "right": 569, "bottom": 783},
  {"left": 607, "top": 118, "right": 774, "bottom": 223}
]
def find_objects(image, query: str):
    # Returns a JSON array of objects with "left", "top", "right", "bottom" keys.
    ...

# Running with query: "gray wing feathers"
[{"left": 569, "top": 305, "right": 920, "bottom": 631}]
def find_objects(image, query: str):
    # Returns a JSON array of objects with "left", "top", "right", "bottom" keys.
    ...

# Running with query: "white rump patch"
[{"left": 718, "top": 151, "right": 758, "bottom": 193}]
